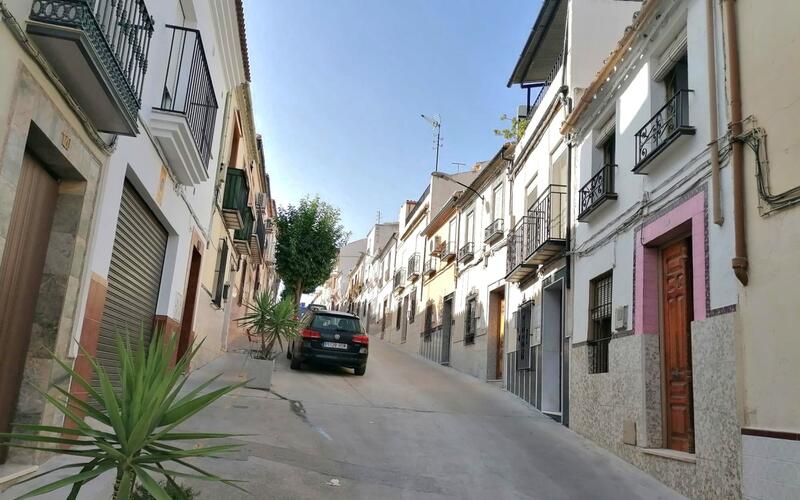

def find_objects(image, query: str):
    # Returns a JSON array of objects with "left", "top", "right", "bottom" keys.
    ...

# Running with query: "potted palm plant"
[
  {"left": 0, "top": 330, "right": 246, "bottom": 499},
  {"left": 237, "top": 293, "right": 300, "bottom": 389}
]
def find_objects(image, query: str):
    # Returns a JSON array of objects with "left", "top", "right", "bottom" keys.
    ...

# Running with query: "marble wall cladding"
[
  {"left": 0, "top": 65, "right": 105, "bottom": 464},
  {"left": 743, "top": 436, "right": 800, "bottom": 500},
  {"left": 570, "top": 313, "right": 741, "bottom": 499}
]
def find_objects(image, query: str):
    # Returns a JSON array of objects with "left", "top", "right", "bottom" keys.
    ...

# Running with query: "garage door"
[{"left": 96, "top": 181, "right": 168, "bottom": 390}]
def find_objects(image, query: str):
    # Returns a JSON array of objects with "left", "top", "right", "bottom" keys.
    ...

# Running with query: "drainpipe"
[
  {"left": 721, "top": 0, "right": 748, "bottom": 285},
  {"left": 560, "top": 20, "right": 572, "bottom": 290},
  {"left": 707, "top": 0, "right": 724, "bottom": 226}
]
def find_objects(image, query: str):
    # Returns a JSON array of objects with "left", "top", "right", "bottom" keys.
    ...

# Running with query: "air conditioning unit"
[
  {"left": 255, "top": 192, "right": 267, "bottom": 210},
  {"left": 614, "top": 305, "right": 629, "bottom": 331}
]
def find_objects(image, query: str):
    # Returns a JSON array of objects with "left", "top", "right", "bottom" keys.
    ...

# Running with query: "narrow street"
[{"left": 180, "top": 338, "right": 682, "bottom": 499}]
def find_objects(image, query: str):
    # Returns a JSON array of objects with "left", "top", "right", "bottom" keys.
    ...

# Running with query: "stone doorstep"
[
  {"left": 642, "top": 447, "right": 698, "bottom": 464},
  {"left": 0, "top": 463, "right": 39, "bottom": 490}
]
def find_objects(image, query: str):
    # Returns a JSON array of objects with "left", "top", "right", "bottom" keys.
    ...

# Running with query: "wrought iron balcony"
[
  {"left": 506, "top": 184, "right": 567, "bottom": 282},
  {"left": 484, "top": 218, "right": 504, "bottom": 243},
  {"left": 458, "top": 242, "right": 475, "bottom": 263},
  {"left": 422, "top": 258, "right": 436, "bottom": 277},
  {"left": 441, "top": 241, "right": 457, "bottom": 261},
  {"left": 249, "top": 212, "right": 267, "bottom": 263},
  {"left": 151, "top": 25, "right": 218, "bottom": 186},
  {"left": 407, "top": 254, "right": 421, "bottom": 281},
  {"left": 429, "top": 239, "right": 446, "bottom": 258},
  {"left": 577, "top": 164, "right": 618, "bottom": 221},
  {"left": 633, "top": 90, "right": 695, "bottom": 173},
  {"left": 27, "top": 0, "right": 154, "bottom": 135},
  {"left": 221, "top": 168, "right": 249, "bottom": 230},
  {"left": 393, "top": 269, "right": 405, "bottom": 292},
  {"left": 232, "top": 207, "right": 254, "bottom": 257}
]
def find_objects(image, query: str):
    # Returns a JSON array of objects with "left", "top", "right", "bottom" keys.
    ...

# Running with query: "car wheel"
[
  {"left": 354, "top": 365, "right": 366, "bottom": 376},
  {"left": 290, "top": 357, "right": 302, "bottom": 370}
]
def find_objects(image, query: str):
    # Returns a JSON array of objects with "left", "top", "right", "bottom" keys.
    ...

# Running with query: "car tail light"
[
  {"left": 352, "top": 334, "right": 369, "bottom": 345},
  {"left": 301, "top": 328, "right": 321, "bottom": 339}
]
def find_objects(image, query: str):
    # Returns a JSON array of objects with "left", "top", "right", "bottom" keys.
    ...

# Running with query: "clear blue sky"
[{"left": 243, "top": 0, "right": 541, "bottom": 238}]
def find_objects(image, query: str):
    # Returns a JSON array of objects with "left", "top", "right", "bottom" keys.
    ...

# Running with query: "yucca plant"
[
  {"left": 237, "top": 293, "right": 300, "bottom": 360},
  {"left": 0, "top": 330, "right": 246, "bottom": 499}
]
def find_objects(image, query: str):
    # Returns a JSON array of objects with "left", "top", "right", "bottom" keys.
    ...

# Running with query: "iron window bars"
[
  {"left": 578, "top": 164, "right": 618, "bottom": 221},
  {"left": 588, "top": 273, "right": 613, "bottom": 374},
  {"left": 157, "top": 25, "right": 219, "bottom": 167}
]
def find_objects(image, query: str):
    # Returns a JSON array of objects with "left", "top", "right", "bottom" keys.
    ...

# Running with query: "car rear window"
[{"left": 311, "top": 314, "right": 361, "bottom": 332}]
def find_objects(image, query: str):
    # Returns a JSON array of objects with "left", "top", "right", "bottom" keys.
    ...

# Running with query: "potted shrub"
[
  {"left": 237, "top": 293, "right": 300, "bottom": 389},
  {"left": 0, "top": 330, "right": 246, "bottom": 499}
]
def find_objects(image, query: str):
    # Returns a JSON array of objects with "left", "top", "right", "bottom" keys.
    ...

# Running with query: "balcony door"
[{"left": 0, "top": 151, "right": 59, "bottom": 463}]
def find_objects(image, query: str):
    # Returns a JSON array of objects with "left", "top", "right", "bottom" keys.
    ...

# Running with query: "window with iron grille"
[
  {"left": 212, "top": 239, "right": 228, "bottom": 306},
  {"left": 516, "top": 301, "right": 532, "bottom": 370},
  {"left": 423, "top": 301, "right": 434, "bottom": 340},
  {"left": 588, "top": 272, "right": 613, "bottom": 374},
  {"left": 464, "top": 296, "right": 477, "bottom": 345},
  {"left": 396, "top": 300, "right": 402, "bottom": 330},
  {"left": 409, "top": 289, "right": 417, "bottom": 324}
]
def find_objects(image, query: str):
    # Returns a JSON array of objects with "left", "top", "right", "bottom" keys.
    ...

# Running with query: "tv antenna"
[
  {"left": 421, "top": 114, "right": 442, "bottom": 172},
  {"left": 451, "top": 162, "right": 466, "bottom": 173}
]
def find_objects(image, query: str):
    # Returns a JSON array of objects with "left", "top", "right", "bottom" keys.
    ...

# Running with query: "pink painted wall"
[{"left": 634, "top": 192, "right": 707, "bottom": 334}]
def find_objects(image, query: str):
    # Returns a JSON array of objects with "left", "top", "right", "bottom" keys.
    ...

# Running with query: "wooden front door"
[
  {"left": 178, "top": 248, "right": 202, "bottom": 362},
  {"left": 662, "top": 238, "right": 695, "bottom": 452},
  {"left": 0, "top": 152, "right": 59, "bottom": 463},
  {"left": 495, "top": 294, "right": 506, "bottom": 379}
]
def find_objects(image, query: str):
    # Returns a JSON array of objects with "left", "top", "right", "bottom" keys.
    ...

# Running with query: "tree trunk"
[{"left": 294, "top": 279, "right": 303, "bottom": 311}]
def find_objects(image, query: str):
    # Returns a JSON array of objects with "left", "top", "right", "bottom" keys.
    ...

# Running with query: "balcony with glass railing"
[{"left": 27, "top": 0, "right": 154, "bottom": 135}]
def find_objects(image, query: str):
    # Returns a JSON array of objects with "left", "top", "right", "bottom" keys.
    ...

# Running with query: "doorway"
[
  {"left": 401, "top": 295, "right": 409, "bottom": 343},
  {"left": 178, "top": 248, "right": 202, "bottom": 362},
  {"left": 441, "top": 294, "right": 453, "bottom": 365},
  {"left": 0, "top": 151, "right": 59, "bottom": 463},
  {"left": 488, "top": 288, "right": 506, "bottom": 380},
  {"left": 541, "top": 279, "right": 564, "bottom": 419},
  {"left": 661, "top": 238, "right": 695, "bottom": 452}
]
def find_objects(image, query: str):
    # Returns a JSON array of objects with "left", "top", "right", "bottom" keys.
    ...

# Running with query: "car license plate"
[{"left": 323, "top": 341, "right": 349, "bottom": 350}]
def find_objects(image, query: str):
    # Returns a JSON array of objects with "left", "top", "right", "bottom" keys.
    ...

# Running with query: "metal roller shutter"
[{"left": 96, "top": 181, "right": 167, "bottom": 390}]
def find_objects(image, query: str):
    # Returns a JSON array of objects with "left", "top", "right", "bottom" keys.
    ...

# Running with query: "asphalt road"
[{"left": 2, "top": 337, "right": 685, "bottom": 499}]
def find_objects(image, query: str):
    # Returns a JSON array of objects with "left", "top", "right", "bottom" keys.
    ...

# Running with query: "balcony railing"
[
  {"left": 430, "top": 239, "right": 446, "bottom": 258},
  {"left": 233, "top": 207, "right": 254, "bottom": 256},
  {"left": 441, "top": 241, "right": 457, "bottom": 261},
  {"left": 250, "top": 212, "right": 267, "bottom": 261},
  {"left": 633, "top": 89, "right": 695, "bottom": 173},
  {"left": 524, "top": 52, "right": 563, "bottom": 119},
  {"left": 222, "top": 168, "right": 249, "bottom": 230},
  {"left": 578, "top": 164, "right": 618, "bottom": 221},
  {"left": 28, "top": 0, "right": 154, "bottom": 134},
  {"left": 422, "top": 258, "right": 436, "bottom": 277},
  {"left": 506, "top": 185, "right": 567, "bottom": 281},
  {"left": 407, "top": 254, "right": 421, "bottom": 281},
  {"left": 458, "top": 242, "right": 475, "bottom": 262},
  {"left": 484, "top": 218, "right": 504, "bottom": 243},
  {"left": 393, "top": 269, "right": 405, "bottom": 292},
  {"left": 156, "top": 25, "right": 218, "bottom": 167}
]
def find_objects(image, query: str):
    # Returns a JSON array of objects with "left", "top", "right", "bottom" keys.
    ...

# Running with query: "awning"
[{"left": 507, "top": 0, "right": 568, "bottom": 87}]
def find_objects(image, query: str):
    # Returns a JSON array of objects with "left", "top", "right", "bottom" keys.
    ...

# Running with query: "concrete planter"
[{"left": 245, "top": 356, "right": 274, "bottom": 390}]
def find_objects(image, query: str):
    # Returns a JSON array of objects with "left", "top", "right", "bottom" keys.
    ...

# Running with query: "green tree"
[
  {"left": 275, "top": 196, "right": 348, "bottom": 306},
  {"left": 493, "top": 113, "right": 529, "bottom": 142}
]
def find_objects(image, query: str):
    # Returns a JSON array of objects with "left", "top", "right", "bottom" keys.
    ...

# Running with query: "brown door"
[
  {"left": 496, "top": 295, "right": 506, "bottom": 379},
  {"left": 178, "top": 248, "right": 202, "bottom": 362},
  {"left": 0, "top": 152, "right": 59, "bottom": 463},
  {"left": 662, "top": 238, "right": 694, "bottom": 452}
]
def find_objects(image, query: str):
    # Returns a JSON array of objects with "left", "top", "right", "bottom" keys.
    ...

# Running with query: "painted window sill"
[{"left": 642, "top": 448, "right": 697, "bottom": 463}]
